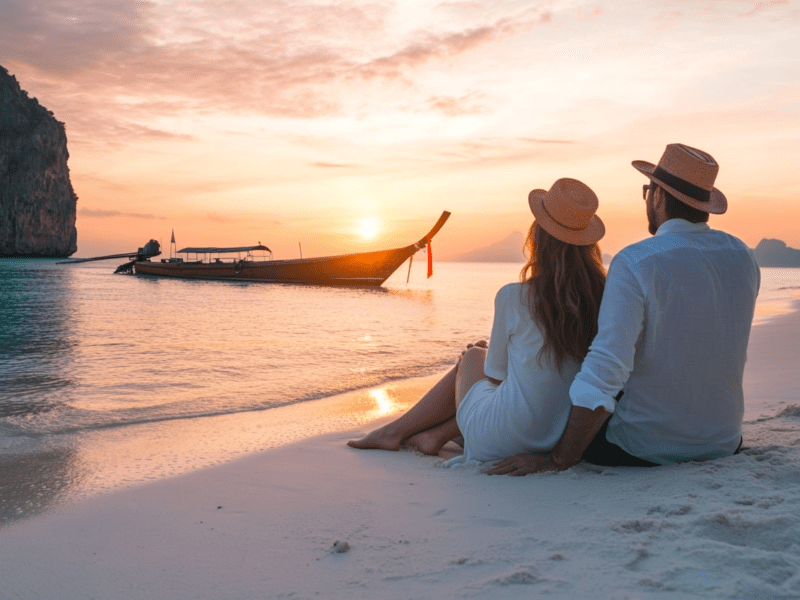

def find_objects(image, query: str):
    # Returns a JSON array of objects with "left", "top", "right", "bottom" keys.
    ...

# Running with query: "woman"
[{"left": 347, "top": 178, "right": 606, "bottom": 465}]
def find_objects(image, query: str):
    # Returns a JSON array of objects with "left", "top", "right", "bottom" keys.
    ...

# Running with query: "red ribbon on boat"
[{"left": 427, "top": 240, "right": 433, "bottom": 278}]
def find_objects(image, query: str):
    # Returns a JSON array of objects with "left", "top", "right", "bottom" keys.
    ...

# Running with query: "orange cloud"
[
  {"left": 426, "top": 92, "right": 489, "bottom": 116},
  {"left": 2, "top": 0, "right": 555, "bottom": 128},
  {"left": 310, "top": 162, "right": 358, "bottom": 169},
  {"left": 79, "top": 208, "right": 165, "bottom": 220}
]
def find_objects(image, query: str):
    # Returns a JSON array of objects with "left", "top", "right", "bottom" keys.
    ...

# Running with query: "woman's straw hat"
[
  {"left": 528, "top": 178, "right": 605, "bottom": 246},
  {"left": 632, "top": 143, "right": 727, "bottom": 214}
]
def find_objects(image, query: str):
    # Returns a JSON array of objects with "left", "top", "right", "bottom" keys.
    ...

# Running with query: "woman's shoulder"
[
  {"left": 495, "top": 281, "right": 525, "bottom": 299},
  {"left": 495, "top": 281, "right": 529, "bottom": 309}
]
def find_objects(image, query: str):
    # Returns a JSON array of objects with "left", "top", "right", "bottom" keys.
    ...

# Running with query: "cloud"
[
  {"left": 206, "top": 212, "right": 281, "bottom": 226},
  {"left": 430, "top": 136, "right": 579, "bottom": 165},
  {"left": 1, "top": 0, "right": 553, "bottom": 125},
  {"left": 426, "top": 92, "right": 489, "bottom": 116},
  {"left": 123, "top": 123, "right": 194, "bottom": 141},
  {"left": 80, "top": 208, "right": 165, "bottom": 220},
  {"left": 310, "top": 162, "right": 359, "bottom": 168},
  {"left": 740, "top": 0, "right": 789, "bottom": 16},
  {"left": 71, "top": 120, "right": 194, "bottom": 145},
  {"left": 0, "top": 0, "right": 155, "bottom": 75},
  {"left": 354, "top": 25, "right": 499, "bottom": 79},
  {"left": 518, "top": 138, "right": 576, "bottom": 145},
  {"left": 206, "top": 212, "right": 232, "bottom": 223}
]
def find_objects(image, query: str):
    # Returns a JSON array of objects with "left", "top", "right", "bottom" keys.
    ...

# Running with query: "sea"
[{"left": 2, "top": 258, "right": 800, "bottom": 525}]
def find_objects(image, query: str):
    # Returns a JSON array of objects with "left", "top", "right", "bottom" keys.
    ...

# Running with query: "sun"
[{"left": 358, "top": 217, "right": 380, "bottom": 239}]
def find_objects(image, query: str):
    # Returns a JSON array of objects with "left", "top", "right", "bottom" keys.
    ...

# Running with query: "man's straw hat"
[
  {"left": 528, "top": 178, "right": 605, "bottom": 246},
  {"left": 632, "top": 143, "right": 727, "bottom": 214}
]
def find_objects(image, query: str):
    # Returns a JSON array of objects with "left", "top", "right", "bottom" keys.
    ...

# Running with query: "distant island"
[
  {"left": 452, "top": 231, "right": 526, "bottom": 262},
  {"left": 0, "top": 64, "right": 77, "bottom": 257},
  {"left": 452, "top": 230, "right": 613, "bottom": 263},
  {"left": 455, "top": 232, "right": 800, "bottom": 269},
  {"left": 753, "top": 239, "right": 800, "bottom": 268}
]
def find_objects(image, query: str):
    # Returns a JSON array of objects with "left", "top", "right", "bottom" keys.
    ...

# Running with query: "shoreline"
[
  {"left": 0, "top": 306, "right": 799, "bottom": 597},
  {"left": 2, "top": 297, "right": 799, "bottom": 529},
  {"left": 0, "top": 371, "right": 449, "bottom": 527}
]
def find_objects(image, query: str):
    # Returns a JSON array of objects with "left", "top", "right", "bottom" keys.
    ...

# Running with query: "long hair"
[{"left": 520, "top": 221, "right": 606, "bottom": 371}]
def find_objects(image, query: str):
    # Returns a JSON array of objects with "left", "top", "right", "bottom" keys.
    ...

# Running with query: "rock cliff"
[{"left": 1, "top": 65, "right": 77, "bottom": 257}]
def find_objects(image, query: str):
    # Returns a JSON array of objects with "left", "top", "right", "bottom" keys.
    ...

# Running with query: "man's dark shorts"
[
  {"left": 581, "top": 420, "right": 659, "bottom": 467},
  {"left": 582, "top": 420, "right": 744, "bottom": 467}
]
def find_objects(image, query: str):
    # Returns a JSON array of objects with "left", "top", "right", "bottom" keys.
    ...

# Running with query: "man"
[{"left": 488, "top": 143, "right": 760, "bottom": 474}]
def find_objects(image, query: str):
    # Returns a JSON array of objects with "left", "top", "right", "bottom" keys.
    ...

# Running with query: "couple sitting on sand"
[{"left": 349, "top": 143, "right": 760, "bottom": 474}]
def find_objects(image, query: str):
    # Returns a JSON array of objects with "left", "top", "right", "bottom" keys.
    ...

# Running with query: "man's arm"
[{"left": 485, "top": 406, "right": 611, "bottom": 475}]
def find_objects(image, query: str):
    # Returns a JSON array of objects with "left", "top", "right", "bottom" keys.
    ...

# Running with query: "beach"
[
  {"left": 4, "top": 2, "right": 800, "bottom": 596},
  {"left": 1, "top": 300, "right": 799, "bottom": 599}
]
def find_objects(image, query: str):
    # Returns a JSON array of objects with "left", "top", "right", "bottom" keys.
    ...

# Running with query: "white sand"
[{"left": 1, "top": 306, "right": 799, "bottom": 599}]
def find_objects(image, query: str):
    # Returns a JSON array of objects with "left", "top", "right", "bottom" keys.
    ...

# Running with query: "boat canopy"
[{"left": 177, "top": 245, "right": 272, "bottom": 254}]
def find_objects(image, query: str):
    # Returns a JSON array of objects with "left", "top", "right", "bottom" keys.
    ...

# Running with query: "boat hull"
[
  {"left": 132, "top": 211, "right": 450, "bottom": 286},
  {"left": 134, "top": 245, "right": 416, "bottom": 286}
]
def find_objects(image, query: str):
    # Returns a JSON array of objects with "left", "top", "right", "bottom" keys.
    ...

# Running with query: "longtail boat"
[{"left": 127, "top": 211, "right": 450, "bottom": 286}]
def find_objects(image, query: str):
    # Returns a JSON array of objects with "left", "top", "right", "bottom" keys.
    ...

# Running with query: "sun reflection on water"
[{"left": 368, "top": 388, "right": 397, "bottom": 416}]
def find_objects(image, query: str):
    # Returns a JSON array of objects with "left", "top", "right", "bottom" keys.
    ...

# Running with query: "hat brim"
[
  {"left": 528, "top": 189, "right": 605, "bottom": 246},
  {"left": 632, "top": 160, "right": 727, "bottom": 214}
]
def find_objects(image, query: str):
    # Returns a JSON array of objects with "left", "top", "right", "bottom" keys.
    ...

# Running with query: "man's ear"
[{"left": 651, "top": 186, "right": 665, "bottom": 210}]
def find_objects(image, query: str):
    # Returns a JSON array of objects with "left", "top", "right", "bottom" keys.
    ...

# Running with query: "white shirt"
[{"left": 570, "top": 219, "right": 760, "bottom": 464}]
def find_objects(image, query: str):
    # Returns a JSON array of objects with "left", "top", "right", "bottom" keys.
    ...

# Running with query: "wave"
[{"left": 0, "top": 358, "right": 455, "bottom": 441}]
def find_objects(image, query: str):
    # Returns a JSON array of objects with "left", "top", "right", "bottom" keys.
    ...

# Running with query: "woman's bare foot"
[
  {"left": 403, "top": 429, "right": 447, "bottom": 455},
  {"left": 347, "top": 425, "right": 404, "bottom": 451},
  {"left": 403, "top": 418, "right": 460, "bottom": 456}
]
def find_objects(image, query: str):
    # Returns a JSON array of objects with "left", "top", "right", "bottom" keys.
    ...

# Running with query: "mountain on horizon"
[
  {"left": 452, "top": 231, "right": 526, "bottom": 263},
  {"left": 753, "top": 239, "right": 800, "bottom": 267},
  {"left": 453, "top": 234, "right": 800, "bottom": 267},
  {"left": 452, "top": 231, "right": 614, "bottom": 264}
]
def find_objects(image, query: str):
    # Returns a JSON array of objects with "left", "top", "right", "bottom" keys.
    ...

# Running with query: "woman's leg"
[
  {"left": 347, "top": 345, "right": 490, "bottom": 454},
  {"left": 405, "top": 346, "right": 490, "bottom": 454},
  {"left": 455, "top": 346, "right": 489, "bottom": 406},
  {"left": 347, "top": 364, "right": 459, "bottom": 451}
]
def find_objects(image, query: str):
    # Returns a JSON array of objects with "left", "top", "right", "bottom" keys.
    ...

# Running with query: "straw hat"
[
  {"left": 632, "top": 143, "right": 727, "bottom": 214},
  {"left": 528, "top": 178, "right": 605, "bottom": 246}
]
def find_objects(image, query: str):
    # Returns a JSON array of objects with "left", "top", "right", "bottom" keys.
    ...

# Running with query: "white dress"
[{"left": 444, "top": 283, "right": 578, "bottom": 467}]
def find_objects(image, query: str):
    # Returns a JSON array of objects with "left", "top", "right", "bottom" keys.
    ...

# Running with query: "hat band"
[
  {"left": 541, "top": 199, "right": 587, "bottom": 232},
  {"left": 652, "top": 167, "right": 710, "bottom": 203}
]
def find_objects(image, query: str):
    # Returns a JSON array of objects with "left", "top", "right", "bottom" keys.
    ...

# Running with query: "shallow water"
[
  {"left": 1, "top": 259, "right": 799, "bottom": 524},
  {"left": 0, "top": 260, "right": 507, "bottom": 443}
]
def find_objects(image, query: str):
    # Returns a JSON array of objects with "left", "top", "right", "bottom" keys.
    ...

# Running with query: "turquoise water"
[{"left": 1, "top": 258, "right": 799, "bottom": 524}]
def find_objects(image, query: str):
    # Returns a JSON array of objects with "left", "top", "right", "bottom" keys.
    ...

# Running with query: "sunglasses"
[{"left": 643, "top": 183, "right": 656, "bottom": 201}]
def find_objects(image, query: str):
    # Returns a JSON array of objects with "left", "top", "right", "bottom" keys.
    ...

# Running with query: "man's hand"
[
  {"left": 484, "top": 452, "right": 559, "bottom": 476},
  {"left": 484, "top": 406, "right": 612, "bottom": 476}
]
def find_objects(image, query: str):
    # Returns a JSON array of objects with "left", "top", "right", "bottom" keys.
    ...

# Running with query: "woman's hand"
[{"left": 484, "top": 452, "right": 559, "bottom": 476}]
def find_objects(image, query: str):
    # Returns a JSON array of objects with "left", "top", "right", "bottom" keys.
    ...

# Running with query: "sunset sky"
[{"left": 2, "top": 0, "right": 799, "bottom": 259}]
